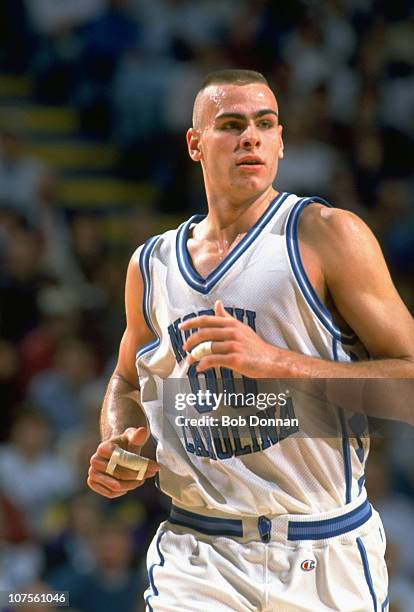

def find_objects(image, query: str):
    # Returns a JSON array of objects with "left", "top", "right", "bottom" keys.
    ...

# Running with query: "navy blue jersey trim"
[
  {"left": 170, "top": 500, "right": 372, "bottom": 541},
  {"left": 340, "top": 409, "right": 352, "bottom": 504},
  {"left": 286, "top": 196, "right": 358, "bottom": 344},
  {"left": 381, "top": 594, "right": 389, "bottom": 611},
  {"left": 288, "top": 499, "right": 372, "bottom": 540},
  {"left": 357, "top": 536, "right": 378, "bottom": 611},
  {"left": 145, "top": 531, "right": 166, "bottom": 612},
  {"left": 137, "top": 236, "right": 161, "bottom": 361},
  {"left": 333, "top": 338, "right": 353, "bottom": 504},
  {"left": 170, "top": 506, "right": 243, "bottom": 537},
  {"left": 136, "top": 338, "right": 160, "bottom": 361},
  {"left": 176, "top": 191, "right": 289, "bottom": 294}
]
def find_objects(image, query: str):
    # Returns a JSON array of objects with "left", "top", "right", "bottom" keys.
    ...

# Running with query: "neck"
[{"left": 199, "top": 186, "right": 278, "bottom": 243}]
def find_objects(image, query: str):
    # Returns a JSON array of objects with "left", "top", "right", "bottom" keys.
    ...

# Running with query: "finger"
[
  {"left": 87, "top": 478, "right": 129, "bottom": 499},
  {"left": 91, "top": 455, "right": 159, "bottom": 479},
  {"left": 179, "top": 315, "right": 230, "bottom": 331},
  {"left": 95, "top": 429, "right": 152, "bottom": 459},
  {"left": 95, "top": 440, "right": 118, "bottom": 460},
  {"left": 195, "top": 354, "right": 240, "bottom": 373},
  {"left": 89, "top": 468, "right": 143, "bottom": 492},
  {"left": 110, "top": 427, "right": 150, "bottom": 455},
  {"left": 183, "top": 328, "right": 232, "bottom": 353},
  {"left": 214, "top": 300, "right": 233, "bottom": 318},
  {"left": 122, "top": 426, "right": 150, "bottom": 450},
  {"left": 187, "top": 341, "right": 237, "bottom": 366}
]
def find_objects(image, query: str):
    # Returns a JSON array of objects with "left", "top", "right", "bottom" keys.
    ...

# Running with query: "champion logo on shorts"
[{"left": 300, "top": 559, "right": 316, "bottom": 571}]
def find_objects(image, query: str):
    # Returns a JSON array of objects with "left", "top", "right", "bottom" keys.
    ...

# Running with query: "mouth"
[{"left": 236, "top": 157, "right": 265, "bottom": 167}]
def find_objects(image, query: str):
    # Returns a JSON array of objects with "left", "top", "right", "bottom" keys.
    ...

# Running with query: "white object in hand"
[
  {"left": 191, "top": 341, "right": 213, "bottom": 361},
  {"left": 106, "top": 446, "right": 150, "bottom": 480}
]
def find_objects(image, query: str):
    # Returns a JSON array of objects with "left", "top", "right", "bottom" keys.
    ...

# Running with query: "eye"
[
  {"left": 257, "top": 119, "right": 274, "bottom": 129},
  {"left": 221, "top": 121, "right": 242, "bottom": 130}
]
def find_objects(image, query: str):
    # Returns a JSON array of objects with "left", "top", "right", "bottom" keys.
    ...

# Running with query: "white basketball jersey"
[{"left": 136, "top": 192, "right": 370, "bottom": 516}]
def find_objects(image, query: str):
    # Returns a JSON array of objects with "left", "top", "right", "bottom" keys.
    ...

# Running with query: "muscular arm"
[
  {"left": 295, "top": 204, "right": 414, "bottom": 378},
  {"left": 181, "top": 207, "right": 414, "bottom": 422},
  {"left": 101, "top": 249, "right": 155, "bottom": 440},
  {"left": 88, "top": 248, "right": 158, "bottom": 497}
]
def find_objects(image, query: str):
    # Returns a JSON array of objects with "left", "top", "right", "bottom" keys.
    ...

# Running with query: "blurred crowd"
[{"left": 0, "top": 1, "right": 413, "bottom": 611}]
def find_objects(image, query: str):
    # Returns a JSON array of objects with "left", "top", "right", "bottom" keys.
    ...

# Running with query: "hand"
[
  {"left": 87, "top": 426, "right": 160, "bottom": 499},
  {"left": 180, "top": 300, "right": 284, "bottom": 378}
]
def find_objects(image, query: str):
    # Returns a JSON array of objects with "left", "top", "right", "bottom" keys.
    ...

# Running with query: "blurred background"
[{"left": 0, "top": 0, "right": 413, "bottom": 610}]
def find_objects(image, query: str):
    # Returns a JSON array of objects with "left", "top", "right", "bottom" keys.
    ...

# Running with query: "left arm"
[{"left": 180, "top": 207, "right": 414, "bottom": 421}]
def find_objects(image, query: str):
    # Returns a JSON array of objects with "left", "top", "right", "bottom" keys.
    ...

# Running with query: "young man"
[{"left": 88, "top": 70, "right": 414, "bottom": 611}]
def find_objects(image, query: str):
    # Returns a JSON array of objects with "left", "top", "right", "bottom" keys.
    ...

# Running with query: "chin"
[{"left": 235, "top": 177, "right": 267, "bottom": 193}]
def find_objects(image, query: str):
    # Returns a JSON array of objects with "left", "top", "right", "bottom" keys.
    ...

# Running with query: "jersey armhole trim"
[
  {"left": 137, "top": 235, "right": 161, "bottom": 361},
  {"left": 285, "top": 196, "right": 358, "bottom": 345}
]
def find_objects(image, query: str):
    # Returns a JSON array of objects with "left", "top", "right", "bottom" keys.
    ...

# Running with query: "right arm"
[
  {"left": 87, "top": 248, "right": 159, "bottom": 498},
  {"left": 100, "top": 246, "right": 154, "bottom": 441}
]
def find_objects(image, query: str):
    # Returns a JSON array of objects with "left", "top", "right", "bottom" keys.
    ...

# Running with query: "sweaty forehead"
[{"left": 195, "top": 83, "right": 278, "bottom": 128}]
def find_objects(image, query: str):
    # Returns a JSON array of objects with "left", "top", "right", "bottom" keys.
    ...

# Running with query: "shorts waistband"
[{"left": 169, "top": 496, "right": 372, "bottom": 543}]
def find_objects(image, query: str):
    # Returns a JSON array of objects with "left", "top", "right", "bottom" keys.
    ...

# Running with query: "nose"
[{"left": 240, "top": 122, "right": 260, "bottom": 149}]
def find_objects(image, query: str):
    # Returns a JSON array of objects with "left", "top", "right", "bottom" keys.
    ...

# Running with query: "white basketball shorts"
[{"left": 144, "top": 494, "right": 388, "bottom": 611}]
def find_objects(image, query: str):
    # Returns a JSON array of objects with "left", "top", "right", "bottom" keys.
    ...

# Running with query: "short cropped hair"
[
  {"left": 192, "top": 69, "right": 270, "bottom": 128},
  {"left": 200, "top": 69, "right": 269, "bottom": 90}
]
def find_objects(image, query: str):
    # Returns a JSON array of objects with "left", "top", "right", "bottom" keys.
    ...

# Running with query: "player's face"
[{"left": 187, "top": 83, "right": 283, "bottom": 200}]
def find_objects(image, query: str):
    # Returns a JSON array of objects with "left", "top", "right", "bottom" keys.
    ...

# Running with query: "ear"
[
  {"left": 186, "top": 128, "right": 202, "bottom": 162},
  {"left": 278, "top": 125, "right": 284, "bottom": 159}
]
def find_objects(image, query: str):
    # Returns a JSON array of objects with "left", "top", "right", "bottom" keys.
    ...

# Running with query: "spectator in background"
[
  {"left": 0, "top": 127, "right": 55, "bottom": 225},
  {"left": 350, "top": 120, "right": 384, "bottom": 207},
  {"left": 274, "top": 103, "right": 339, "bottom": 194},
  {"left": 81, "top": 0, "right": 140, "bottom": 78},
  {"left": 369, "top": 180, "right": 414, "bottom": 280},
  {"left": 43, "top": 491, "right": 103, "bottom": 575},
  {"left": 282, "top": 16, "right": 331, "bottom": 95},
  {"left": 76, "top": 0, "right": 142, "bottom": 138},
  {"left": 19, "top": 286, "right": 82, "bottom": 390},
  {"left": 319, "top": 0, "right": 356, "bottom": 68},
  {"left": 0, "top": 339, "right": 21, "bottom": 441},
  {"left": 24, "top": 0, "right": 105, "bottom": 36},
  {"left": 113, "top": 49, "right": 167, "bottom": 156},
  {"left": 0, "top": 408, "right": 76, "bottom": 534},
  {"left": 67, "top": 213, "right": 116, "bottom": 314},
  {"left": 91, "top": 252, "right": 130, "bottom": 356},
  {"left": 0, "top": 0, "right": 34, "bottom": 73},
  {"left": 0, "top": 225, "right": 53, "bottom": 342},
  {"left": 28, "top": 339, "right": 99, "bottom": 435},
  {"left": 47, "top": 520, "right": 141, "bottom": 612},
  {"left": 0, "top": 126, "right": 83, "bottom": 292},
  {"left": 133, "top": 0, "right": 243, "bottom": 58},
  {"left": 25, "top": 0, "right": 105, "bottom": 104},
  {"left": 0, "top": 488, "right": 43, "bottom": 589},
  {"left": 70, "top": 213, "right": 108, "bottom": 285},
  {"left": 56, "top": 378, "right": 104, "bottom": 484}
]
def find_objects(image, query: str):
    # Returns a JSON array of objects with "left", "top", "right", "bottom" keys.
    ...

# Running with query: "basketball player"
[{"left": 88, "top": 70, "right": 414, "bottom": 611}]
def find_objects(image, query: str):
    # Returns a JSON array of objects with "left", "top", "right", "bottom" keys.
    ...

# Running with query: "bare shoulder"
[
  {"left": 299, "top": 203, "right": 370, "bottom": 245},
  {"left": 115, "top": 244, "right": 153, "bottom": 383},
  {"left": 298, "top": 203, "right": 381, "bottom": 266},
  {"left": 125, "top": 245, "right": 147, "bottom": 308},
  {"left": 129, "top": 244, "right": 144, "bottom": 267}
]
